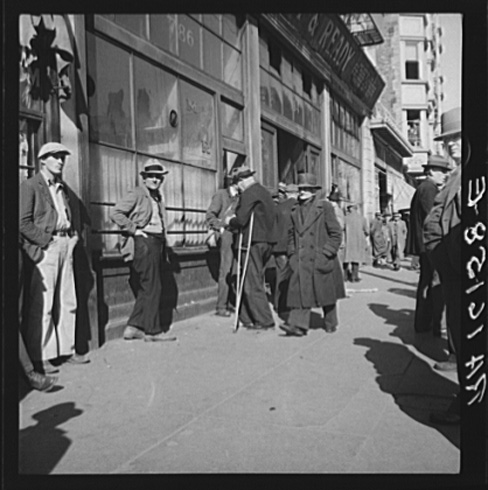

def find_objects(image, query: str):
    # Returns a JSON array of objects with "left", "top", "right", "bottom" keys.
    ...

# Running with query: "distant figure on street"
[
  {"left": 225, "top": 166, "right": 279, "bottom": 331},
  {"left": 280, "top": 173, "right": 345, "bottom": 336},
  {"left": 206, "top": 176, "right": 239, "bottom": 317},
  {"left": 370, "top": 211, "right": 388, "bottom": 266},
  {"left": 387, "top": 212, "right": 408, "bottom": 270},
  {"left": 423, "top": 107, "right": 463, "bottom": 425},
  {"left": 20, "top": 142, "right": 88, "bottom": 375},
  {"left": 405, "top": 154, "right": 451, "bottom": 334},
  {"left": 111, "top": 159, "right": 176, "bottom": 342},
  {"left": 272, "top": 183, "right": 298, "bottom": 317},
  {"left": 327, "top": 185, "right": 345, "bottom": 264},
  {"left": 343, "top": 203, "right": 369, "bottom": 282}
]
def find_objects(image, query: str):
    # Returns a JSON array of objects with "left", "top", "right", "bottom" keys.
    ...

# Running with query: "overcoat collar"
[{"left": 292, "top": 196, "right": 325, "bottom": 235}]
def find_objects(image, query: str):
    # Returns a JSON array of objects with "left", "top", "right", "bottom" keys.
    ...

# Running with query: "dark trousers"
[
  {"left": 19, "top": 250, "right": 34, "bottom": 374},
  {"left": 239, "top": 242, "right": 274, "bottom": 327},
  {"left": 414, "top": 252, "right": 445, "bottom": 333},
  {"left": 128, "top": 235, "right": 165, "bottom": 335},
  {"left": 344, "top": 262, "right": 359, "bottom": 281},
  {"left": 273, "top": 253, "right": 291, "bottom": 314},
  {"left": 288, "top": 304, "right": 338, "bottom": 331},
  {"left": 216, "top": 231, "right": 234, "bottom": 312}
]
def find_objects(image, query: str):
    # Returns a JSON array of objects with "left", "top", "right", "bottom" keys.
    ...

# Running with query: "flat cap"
[{"left": 38, "top": 142, "right": 71, "bottom": 159}]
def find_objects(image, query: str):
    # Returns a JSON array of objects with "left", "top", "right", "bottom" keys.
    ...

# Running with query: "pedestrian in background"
[
  {"left": 20, "top": 142, "right": 87, "bottom": 374},
  {"left": 225, "top": 166, "right": 278, "bottom": 331},
  {"left": 327, "top": 185, "right": 345, "bottom": 264},
  {"left": 387, "top": 211, "right": 408, "bottom": 270},
  {"left": 206, "top": 175, "right": 239, "bottom": 317},
  {"left": 111, "top": 159, "right": 176, "bottom": 342},
  {"left": 370, "top": 211, "right": 388, "bottom": 266},
  {"left": 423, "top": 107, "right": 463, "bottom": 424},
  {"left": 343, "top": 203, "right": 369, "bottom": 282},
  {"left": 280, "top": 173, "right": 345, "bottom": 336},
  {"left": 405, "top": 154, "right": 451, "bottom": 334},
  {"left": 272, "top": 183, "right": 298, "bottom": 317}
]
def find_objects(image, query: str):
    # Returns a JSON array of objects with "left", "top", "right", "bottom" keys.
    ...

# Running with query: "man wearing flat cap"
[
  {"left": 280, "top": 173, "right": 345, "bottom": 336},
  {"left": 111, "top": 159, "right": 175, "bottom": 341},
  {"left": 20, "top": 142, "right": 85, "bottom": 373},
  {"left": 225, "top": 165, "right": 278, "bottom": 330},
  {"left": 387, "top": 212, "right": 408, "bottom": 271},
  {"left": 406, "top": 153, "right": 451, "bottom": 335}
]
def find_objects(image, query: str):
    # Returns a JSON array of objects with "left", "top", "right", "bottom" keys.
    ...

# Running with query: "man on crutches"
[{"left": 225, "top": 166, "right": 278, "bottom": 331}]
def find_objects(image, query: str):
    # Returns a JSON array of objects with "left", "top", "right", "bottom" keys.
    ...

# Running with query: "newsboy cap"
[
  {"left": 229, "top": 165, "right": 256, "bottom": 182},
  {"left": 423, "top": 154, "right": 451, "bottom": 171},
  {"left": 38, "top": 142, "right": 71, "bottom": 159},
  {"left": 297, "top": 173, "right": 321, "bottom": 189},
  {"left": 434, "top": 107, "right": 461, "bottom": 141},
  {"left": 140, "top": 159, "right": 169, "bottom": 176}
]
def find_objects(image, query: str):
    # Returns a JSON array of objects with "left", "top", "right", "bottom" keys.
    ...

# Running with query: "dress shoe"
[
  {"left": 246, "top": 323, "right": 275, "bottom": 331},
  {"left": 123, "top": 325, "right": 145, "bottom": 340},
  {"left": 279, "top": 323, "right": 307, "bottom": 337},
  {"left": 144, "top": 331, "right": 177, "bottom": 342},
  {"left": 33, "top": 361, "right": 59, "bottom": 375},
  {"left": 215, "top": 310, "right": 231, "bottom": 317},
  {"left": 324, "top": 325, "right": 337, "bottom": 333},
  {"left": 26, "top": 371, "right": 58, "bottom": 392},
  {"left": 66, "top": 353, "right": 90, "bottom": 365},
  {"left": 429, "top": 411, "right": 460, "bottom": 425}
]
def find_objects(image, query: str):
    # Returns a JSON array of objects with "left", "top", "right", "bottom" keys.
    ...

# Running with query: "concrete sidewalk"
[{"left": 19, "top": 261, "right": 460, "bottom": 474}]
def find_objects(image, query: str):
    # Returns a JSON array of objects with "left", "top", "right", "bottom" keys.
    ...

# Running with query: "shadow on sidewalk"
[
  {"left": 19, "top": 402, "right": 83, "bottom": 474},
  {"left": 361, "top": 268, "right": 418, "bottom": 288},
  {"left": 369, "top": 302, "right": 448, "bottom": 363},
  {"left": 354, "top": 337, "right": 460, "bottom": 450}
]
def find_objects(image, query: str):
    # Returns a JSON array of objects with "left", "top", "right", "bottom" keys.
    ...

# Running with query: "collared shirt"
[
  {"left": 40, "top": 169, "right": 71, "bottom": 231},
  {"left": 142, "top": 193, "right": 164, "bottom": 234}
]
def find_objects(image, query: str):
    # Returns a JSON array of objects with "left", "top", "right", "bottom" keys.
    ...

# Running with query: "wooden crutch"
[{"left": 234, "top": 212, "right": 254, "bottom": 332}]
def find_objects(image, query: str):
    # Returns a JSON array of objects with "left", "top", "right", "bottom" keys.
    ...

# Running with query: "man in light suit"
[
  {"left": 388, "top": 212, "right": 408, "bottom": 270},
  {"left": 20, "top": 142, "right": 87, "bottom": 374}
]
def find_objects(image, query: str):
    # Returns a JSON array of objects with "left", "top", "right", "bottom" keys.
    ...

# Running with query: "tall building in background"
[{"left": 372, "top": 13, "right": 445, "bottom": 181}]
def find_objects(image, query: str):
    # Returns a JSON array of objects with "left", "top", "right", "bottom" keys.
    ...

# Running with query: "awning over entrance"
[
  {"left": 370, "top": 121, "right": 413, "bottom": 158},
  {"left": 391, "top": 177, "right": 416, "bottom": 211}
]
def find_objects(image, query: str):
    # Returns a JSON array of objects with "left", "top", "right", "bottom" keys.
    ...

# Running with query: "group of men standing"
[{"left": 207, "top": 169, "right": 346, "bottom": 337}]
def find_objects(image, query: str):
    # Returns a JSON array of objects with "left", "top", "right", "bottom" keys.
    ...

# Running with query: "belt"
[
  {"left": 53, "top": 230, "right": 72, "bottom": 237},
  {"left": 145, "top": 232, "right": 165, "bottom": 240}
]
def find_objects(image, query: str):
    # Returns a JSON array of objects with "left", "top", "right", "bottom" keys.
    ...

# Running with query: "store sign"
[{"left": 283, "top": 13, "right": 385, "bottom": 110}]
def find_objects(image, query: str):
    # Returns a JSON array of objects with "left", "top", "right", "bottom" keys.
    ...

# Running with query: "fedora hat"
[
  {"left": 229, "top": 165, "right": 256, "bottom": 182},
  {"left": 140, "top": 159, "right": 169, "bottom": 176},
  {"left": 434, "top": 107, "right": 461, "bottom": 141},
  {"left": 297, "top": 173, "right": 322, "bottom": 189},
  {"left": 423, "top": 154, "right": 451, "bottom": 171},
  {"left": 38, "top": 142, "right": 71, "bottom": 159}
]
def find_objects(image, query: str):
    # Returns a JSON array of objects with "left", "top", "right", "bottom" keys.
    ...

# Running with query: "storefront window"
[
  {"left": 87, "top": 34, "right": 133, "bottom": 148},
  {"left": 178, "top": 16, "right": 202, "bottom": 70},
  {"left": 223, "top": 44, "right": 242, "bottom": 90},
  {"left": 259, "top": 68, "right": 270, "bottom": 108},
  {"left": 330, "top": 94, "right": 361, "bottom": 162},
  {"left": 113, "top": 14, "right": 147, "bottom": 38},
  {"left": 181, "top": 80, "right": 216, "bottom": 169},
  {"left": 203, "top": 29, "right": 222, "bottom": 80},
  {"left": 202, "top": 14, "right": 221, "bottom": 35},
  {"left": 134, "top": 58, "right": 179, "bottom": 160},
  {"left": 221, "top": 101, "right": 244, "bottom": 141},
  {"left": 269, "top": 75, "right": 283, "bottom": 114},
  {"left": 149, "top": 15, "right": 177, "bottom": 55},
  {"left": 332, "top": 155, "right": 361, "bottom": 205}
]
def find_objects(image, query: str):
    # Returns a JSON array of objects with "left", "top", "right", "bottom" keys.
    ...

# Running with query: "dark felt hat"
[
  {"left": 423, "top": 154, "right": 451, "bottom": 171},
  {"left": 297, "top": 173, "right": 321, "bottom": 189},
  {"left": 434, "top": 107, "right": 461, "bottom": 141},
  {"left": 328, "top": 187, "right": 343, "bottom": 202}
]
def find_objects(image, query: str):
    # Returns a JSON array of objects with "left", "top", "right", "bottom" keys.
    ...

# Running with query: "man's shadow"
[
  {"left": 369, "top": 302, "right": 448, "bottom": 363},
  {"left": 19, "top": 402, "right": 83, "bottom": 474}
]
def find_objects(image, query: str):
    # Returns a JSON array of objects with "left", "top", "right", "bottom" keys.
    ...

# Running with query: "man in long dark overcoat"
[
  {"left": 406, "top": 154, "right": 451, "bottom": 334},
  {"left": 280, "top": 173, "right": 345, "bottom": 336}
]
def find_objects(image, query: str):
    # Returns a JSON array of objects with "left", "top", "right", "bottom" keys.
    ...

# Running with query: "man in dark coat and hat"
[
  {"left": 225, "top": 166, "right": 279, "bottom": 330},
  {"left": 406, "top": 154, "right": 451, "bottom": 334},
  {"left": 280, "top": 173, "right": 345, "bottom": 336}
]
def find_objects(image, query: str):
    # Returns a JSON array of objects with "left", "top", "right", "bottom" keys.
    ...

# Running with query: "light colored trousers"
[{"left": 25, "top": 235, "right": 77, "bottom": 361}]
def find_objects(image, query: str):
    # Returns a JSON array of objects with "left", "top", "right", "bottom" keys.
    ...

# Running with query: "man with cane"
[{"left": 225, "top": 166, "right": 278, "bottom": 331}]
